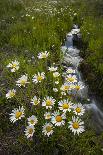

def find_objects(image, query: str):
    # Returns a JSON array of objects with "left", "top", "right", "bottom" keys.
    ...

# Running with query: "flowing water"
[{"left": 61, "top": 25, "right": 103, "bottom": 133}]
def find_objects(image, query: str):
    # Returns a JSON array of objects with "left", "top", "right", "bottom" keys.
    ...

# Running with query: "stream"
[{"left": 61, "top": 25, "right": 103, "bottom": 133}]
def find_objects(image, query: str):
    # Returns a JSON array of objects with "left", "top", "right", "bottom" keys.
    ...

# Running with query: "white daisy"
[
  {"left": 26, "top": 14, "right": 30, "bottom": 17},
  {"left": 53, "top": 88, "right": 58, "bottom": 92},
  {"left": 74, "top": 13, "right": 77, "bottom": 16},
  {"left": 44, "top": 112, "right": 51, "bottom": 120},
  {"left": 32, "top": 16, "right": 34, "bottom": 19},
  {"left": 16, "top": 75, "right": 29, "bottom": 87},
  {"left": 27, "top": 115, "right": 38, "bottom": 126},
  {"left": 31, "top": 96, "right": 40, "bottom": 106},
  {"left": 73, "top": 82, "right": 84, "bottom": 91},
  {"left": 32, "top": 72, "right": 45, "bottom": 83},
  {"left": 38, "top": 51, "right": 49, "bottom": 59},
  {"left": 55, "top": 81, "right": 59, "bottom": 85},
  {"left": 48, "top": 66, "right": 58, "bottom": 72},
  {"left": 65, "top": 75, "right": 77, "bottom": 84},
  {"left": 9, "top": 106, "right": 25, "bottom": 123},
  {"left": 66, "top": 67, "right": 75, "bottom": 74},
  {"left": 24, "top": 125, "right": 35, "bottom": 139},
  {"left": 51, "top": 111, "right": 66, "bottom": 126},
  {"left": 73, "top": 103, "right": 85, "bottom": 116},
  {"left": 60, "top": 83, "right": 72, "bottom": 92},
  {"left": 7, "top": 60, "right": 19, "bottom": 72},
  {"left": 42, "top": 123, "right": 53, "bottom": 137},
  {"left": 42, "top": 96, "right": 56, "bottom": 109},
  {"left": 68, "top": 116, "right": 85, "bottom": 135},
  {"left": 6, "top": 89, "right": 16, "bottom": 99},
  {"left": 61, "top": 91, "right": 66, "bottom": 96},
  {"left": 58, "top": 99, "right": 73, "bottom": 112},
  {"left": 53, "top": 72, "right": 60, "bottom": 78}
]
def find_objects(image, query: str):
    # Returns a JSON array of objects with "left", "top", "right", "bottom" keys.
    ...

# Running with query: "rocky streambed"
[{"left": 61, "top": 25, "right": 103, "bottom": 134}]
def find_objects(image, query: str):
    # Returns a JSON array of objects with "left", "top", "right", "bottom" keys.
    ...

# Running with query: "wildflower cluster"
[{"left": 6, "top": 51, "right": 85, "bottom": 139}]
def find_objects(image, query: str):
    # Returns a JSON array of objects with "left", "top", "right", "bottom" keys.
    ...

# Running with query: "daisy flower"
[
  {"left": 58, "top": 99, "right": 73, "bottom": 112},
  {"left": 6, "top": 89, "right": 16, "bottom": 99},
  {"left": 24, "top": 125, "right": 35, "bottom": 139},
  {"left": 38, "top": 51, "right": 49, "bottom": 59},
  {"left": 53, "top": 88, "right": 58, "bottom": 92},
  {"left": 51, "top": 111, "right": 66, "bottom": 126},
  {"left": 68, "top": 116, "right": 85, "bottom": 135},
  {"left": 9, "top": 106, "right": 25, "bottom": 123},
  {"left": 42, "top": 96, "right": 56, "bottom": 109},
  {"left": 61, "top": 91, "right": 66, "bottom": 96},
  {"left": 65, "top": 75, "right": 77, "bottom": 84},
  {"left": 66, "top": 67, "right": 75, "bottom": 74},
  {"left": 74, "top": 13, "right": 77, "bottom": 16},
  {"left": 27, "top": 115, "right": 38, "bottom": 126},
  {"left": 48, "top": 66, "right": 58, "bottom": 72},
  {"left": 31, "top": 96, "right": 40, "bottom": 106},
  {"left": 16, "top": 75, "right": 29, "bottom": 87},
  {"left": 32, "top": 72, "right": 45, "bottom": 83},
  {"left": 55, "top": 81, "right": 59, "bottom": 85},
  {"left": 53, "top": 72, "right": 60, "bottom": 78},
  {"left": 60, "top": 83, "right": 72, "bottom": 92},
  {"left": 7, "top": 60, "right": 19, "bottom": 72},
  {"left": 73, "top": 82, "right": 84, "bottom": 91},
  {"left": 44, "top": 112, "right": 51, "bottom": 120},
  {"left": 73, "top": 103, "right": 85, "bottom": 116},
  {"left": 42, "top": 123, "right": 53, "bottom": 137}
]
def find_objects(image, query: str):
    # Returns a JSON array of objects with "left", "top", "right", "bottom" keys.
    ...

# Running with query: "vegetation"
[
  {"left": 0, "top": 0, "right": 103, "bottom": 155},
  {"left": 71, "top": 0, "right": 103, "bottom": 97}
]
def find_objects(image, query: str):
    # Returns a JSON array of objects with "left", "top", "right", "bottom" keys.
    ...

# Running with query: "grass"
[
  {"left": 71, "top": 0, "right": 103, "bottom": 97},
  {"left": 0, "top": 0, "right": 103, "bottom": 155}
]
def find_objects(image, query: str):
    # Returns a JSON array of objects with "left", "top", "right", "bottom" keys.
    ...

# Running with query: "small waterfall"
[
  {"left": 65, "top": 32, "right": 73, "bottom": 48},
  {"left": 61, "top": 25, "right": 103, "bottom": 133},
  {"left": 85, "top": 98, "right": 103, "bottom": 133}
]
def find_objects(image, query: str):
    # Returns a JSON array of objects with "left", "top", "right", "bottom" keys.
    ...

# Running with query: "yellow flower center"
[
  {"left": 37, "top": 76, "right": 43, "bottom": 81},
  {"left": 15, "top": 111, "right": 22, "bottom": 119},
  {"left": 67, "top": 77, "right": 74, "bottom": 82},
  {"left": 42, "top": 54, "right": 47, "bottom": 58},
  {"left": 21, "top": 80, "right": 26, "bottom": 85},
  {"left": 46, "top": 114, "right": 51, "bottom": 119},
  {"left": 30, "top": 120, "right": 34, "bottom": 124},
  {"left": 10, "top": 92, "right": 15, "bottom": 97},
  {"left": 28, "top": 128, "right": 33, "bottom": 134},
  {"left": 72, "top": 122, "right": 79, "bottom": 129},
  {"left": 46, "top": 100, "right": 52, "bottom": 106},
  {"left": 76, "top": 107, "right": 81, "bottom": 113},
  {"left": 12, "top": 64, "right": 17, "bottom": 68},
  {"left": 62, "top": 103, "right": 69, "bottom": 109},
  {"left": 46, "top": 126, "right": 52, "bottom": 132},
  {"left": 34, "top": 100, "right": 38, "bottom": 105},
  {"left": 75, "top": 85, "right": 80, "bottom": 90},
  {"left": 64, "top": 85, "right": 70, "bottom": 91},
  {"left": 56, "top": 115, "right": 62, "bottom": 122}
]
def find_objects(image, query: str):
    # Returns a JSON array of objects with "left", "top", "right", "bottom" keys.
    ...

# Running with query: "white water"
[{"left": 61, "top": 26, "right": 103, "bottom": 133}]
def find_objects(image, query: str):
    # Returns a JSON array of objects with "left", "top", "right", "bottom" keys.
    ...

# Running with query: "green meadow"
[{"left": 0, "top": 0, "right": 103, "bottom": 154}]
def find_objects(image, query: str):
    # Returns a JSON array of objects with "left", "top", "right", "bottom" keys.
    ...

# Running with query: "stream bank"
[
  {"left": 79, "top": 59, "right": 103, "bottom": 99},
  {"left": 62, "top": 25, "right": 103, "bottom": 134}
]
